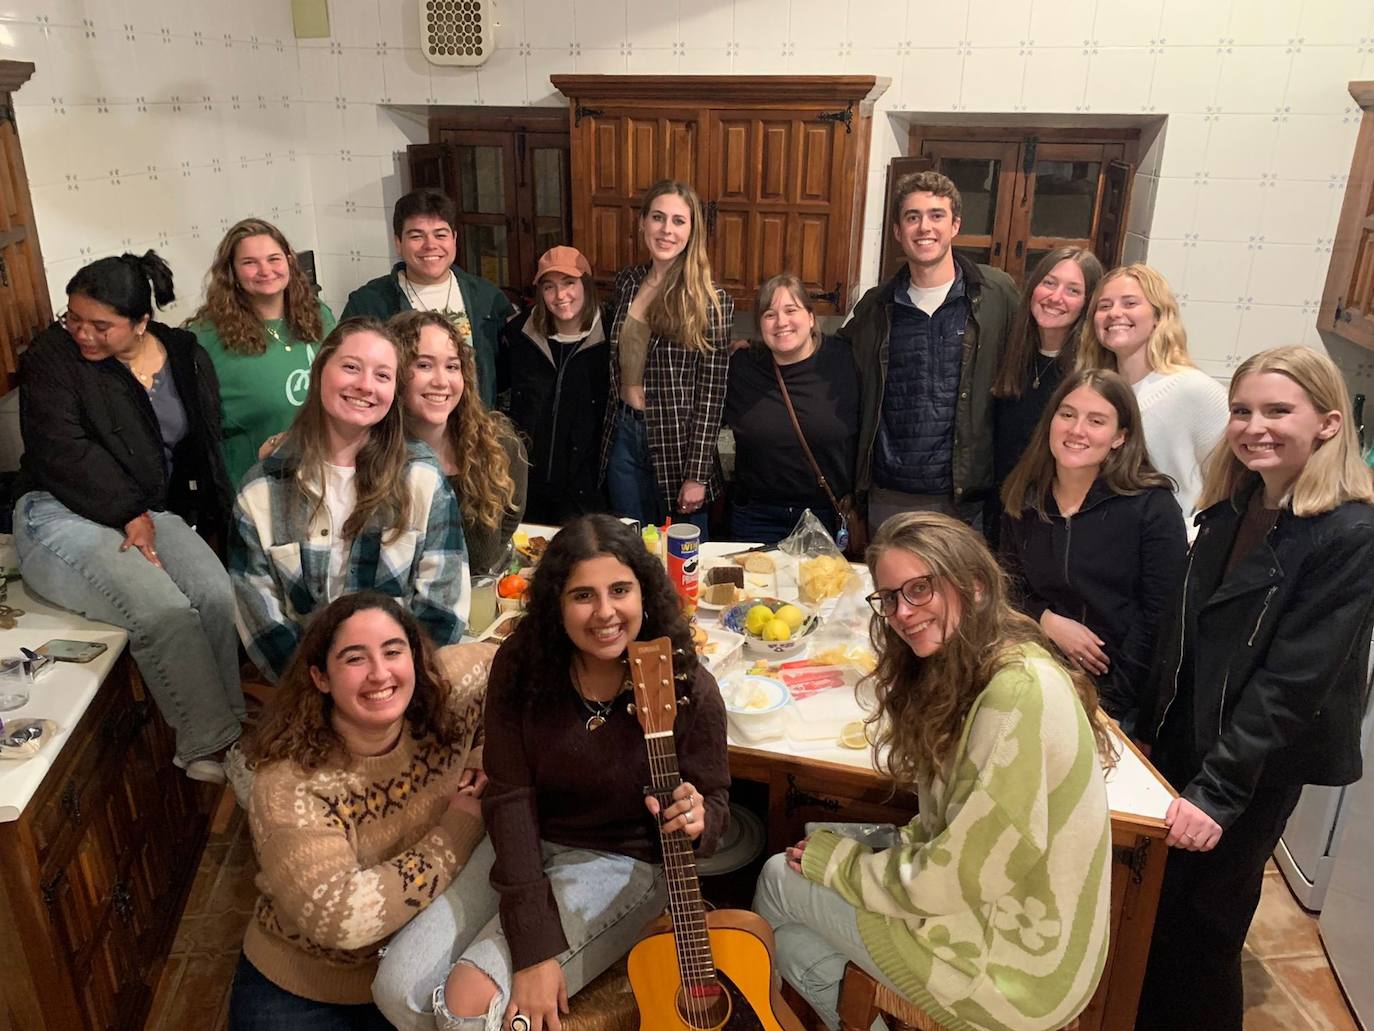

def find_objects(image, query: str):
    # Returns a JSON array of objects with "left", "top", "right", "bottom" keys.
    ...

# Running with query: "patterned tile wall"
[{"left": 2, "top": 0, "right": 1373, "bottom": 390}]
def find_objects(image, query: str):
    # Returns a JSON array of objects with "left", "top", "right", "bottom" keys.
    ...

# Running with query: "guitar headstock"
[{"left": 627, "top": 637, "right": 676, "bottom": 736}]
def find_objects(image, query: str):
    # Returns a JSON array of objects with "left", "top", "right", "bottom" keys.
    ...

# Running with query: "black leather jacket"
[{"left": 1142, "top": 481, "right": 1374, "bottom": 829}]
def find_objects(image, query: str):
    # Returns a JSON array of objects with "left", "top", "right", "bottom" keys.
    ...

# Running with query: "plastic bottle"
[{"left": 642, "top": 523, "right": 660, "bottom": 555}]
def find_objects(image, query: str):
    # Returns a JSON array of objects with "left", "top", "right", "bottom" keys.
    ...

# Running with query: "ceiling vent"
[{"left": 418, "top": 0, "right": 493, "bottom": 67}]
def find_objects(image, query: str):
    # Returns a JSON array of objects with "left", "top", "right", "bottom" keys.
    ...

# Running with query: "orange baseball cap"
[{"left": 534, "top": 246, "right": 591, "bottom": 284}]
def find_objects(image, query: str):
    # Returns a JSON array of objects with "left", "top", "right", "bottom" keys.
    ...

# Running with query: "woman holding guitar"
[
  {"left": 754, "top": 512, "right": 1116, "bottom": 1031},
  {"left": 373, "top": 514, "right": 729, "bottom": 1031}
]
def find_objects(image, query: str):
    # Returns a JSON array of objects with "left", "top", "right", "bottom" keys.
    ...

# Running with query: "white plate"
[{"left": 697, "top": 626, "right": 745, "bottom": 674}]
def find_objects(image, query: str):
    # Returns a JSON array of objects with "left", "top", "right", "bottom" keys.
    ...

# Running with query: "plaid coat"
[
  {"left": 598, "top": 264, "right": 734, "bottom": 503},
  {"left": 229, "top": 440, "right": 470, "bottom": 682}
]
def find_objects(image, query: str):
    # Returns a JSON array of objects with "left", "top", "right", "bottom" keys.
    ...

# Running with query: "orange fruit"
[{"left": 497, "top": 574, "right": 528, "bottom": 599}]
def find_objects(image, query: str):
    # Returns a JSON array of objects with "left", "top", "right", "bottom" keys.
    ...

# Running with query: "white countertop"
[{"left": 0, "top": 580, "right": 129, "bottom": 823}]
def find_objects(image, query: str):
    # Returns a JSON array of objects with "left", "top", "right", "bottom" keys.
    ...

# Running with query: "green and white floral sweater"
[{"left": 802, "top": 643, "right": 1111, "bottom": 1031}]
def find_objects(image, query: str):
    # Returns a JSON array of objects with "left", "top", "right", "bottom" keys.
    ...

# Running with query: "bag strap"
[{"left": 771, "top": 358, "right": 845, "bottom": 515}]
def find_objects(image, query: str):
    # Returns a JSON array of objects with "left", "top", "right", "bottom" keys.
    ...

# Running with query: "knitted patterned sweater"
[
  {"left": 802, "top": 644, "right": 1111, "bottom": 1031},
  {"left": 243, "top": 643, "right": 493, "bottom": 1004}
]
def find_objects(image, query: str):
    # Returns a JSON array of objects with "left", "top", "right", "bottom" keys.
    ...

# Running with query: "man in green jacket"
[
  {"left": 837, "top": 170, "right": 1019, "bottom": 536},
  {"left": 341, "top": 188, "right": 514, "bottom": 409}
]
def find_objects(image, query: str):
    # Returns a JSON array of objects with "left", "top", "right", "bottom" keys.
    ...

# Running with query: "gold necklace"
[
  {"left": 571, "top": 662, "right": 629, "bottom": 732},
  {"left": 265, "top": 321, "right": 293, "bottom": 352},
  {"left": 126, "top": 337, "right": 161, "bottom": 389}
]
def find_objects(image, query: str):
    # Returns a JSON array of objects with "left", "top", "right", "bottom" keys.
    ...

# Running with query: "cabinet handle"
[
  {"left": 992, "top": 241, "right": 1002, "bottom": 258},
  {"left": 112, "top": 882, "right": 133, "bottom": 922},
  {"left": 61, "top": 780, "right": 82, "bottom": 825}
]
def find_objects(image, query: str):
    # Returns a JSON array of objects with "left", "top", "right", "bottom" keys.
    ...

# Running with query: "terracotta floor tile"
[
  {"left": 169, "top": 914, "right": 205, "bottom": 957},
  {"left": 143, "top": 954, "right": 187, "bottom": 1031},
  {"left": 156, "top": 951, "right": 240, "bottom": 1031},
  {"left": 1242, "top": 959, "right": 1316, "bottom": 1030},
  {"left": 182, "top": 851, "right": 225, "bottom": 916},
  {"left": 1245, "top": 866, "right": 1325, "bottom": 960},
  {"left": 1265, "top": 955, "right": 1359, "bottom": 1031},
  {"left": 176, "top": 909, "right": 253, "bottom": 956},
  {"left": 206, "top": 860, "right": 261, "bottom": 916}
]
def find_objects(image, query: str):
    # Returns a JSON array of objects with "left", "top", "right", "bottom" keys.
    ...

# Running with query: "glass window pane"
[
  {"left": 954, "top": 245, "right": 992, "bottom": 267},
  {"left": 456, "top": 145, "right": 505, "bottom": 214},
  {"left": 465, "top": 224, "right": 508, "bottom": 287},
  {"left": 535, "top": 225, "right": 564, "bottom": 256},
  {"left": 1031, "top": 160, "right": 1101, "bottom": 239},
  {"left": 1023, "top": 248, "right": 1050, "bottom": 278},
  {"left": 532, "top": 149, "right": 565, "bottom": 219},
  {"left": 939, "top": 158, "right": 1000, "bottom": 236}
]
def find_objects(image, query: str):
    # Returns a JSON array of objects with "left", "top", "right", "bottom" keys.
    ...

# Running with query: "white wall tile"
[
  {"left": 573, "top": 47, "right": 628, "bottom": 75},
  {"left": 297, "top": 45, "right": 340, "bottom": 103},
  {"left": 1191, "top": 178, "right": 1263, "bottom": 242},
  {"left": 1147, "top": 176, "right": 1197, "bottom": 239},
  {"left": 1121, "top": 231, "right": 1148, "bottom": 264},
  {"left": 901, "top": 0, "right": 969, "bottom": 48},
  {"left": 1157, "top": 0, "right": 1232, "bottom": 47},
  {"left": 1202, "top": 114, "right": 1277, "bottom": 180},
  {"left": 1246, "top": 244, "right": 1324, "bottom": 307},
  {"left": 848, "top": 48, "right": 903, "bottom": 94},
  {"left": 626, "top": 1, "right": 674, "bottom": 48},
  {"left": 1271, "top": 115, "right": 1356, "bottom": 181},
  {"left": 1147, "top": 46, "right": 1217, "bottom": 113},
  {"left": 1214, "top": 46, "right": 1290, "bottom": 114},
  {"left": 1283, "top": 46, "right": 1365, "bottom": 114},
  {"left": 625, "top": 46, "right": 676, "bottom": 75},
  {"left": 1178, "top": 299, "right": 1242, "bottom": 365},
  {"left": 1225, "top": 0, "right": 1300, "bottom": 47},
  {"left": 1297, "top": 2, "right": 1374, "bottom": 46},
  {"left": 1237, "top": 303, "right": 1308, "bottom": 353},
  {"left": 1091, "top": 0, "right": 1163, "bottom": 49},
  {"left": 901, "top": 49, "right": 965, "bottom": 110},
  {"left": 339, "top": 47, "right": 388, "bottom": 104},
  {"left": 382, "top": 46, "right": 433, "bottom": 103},
  {"left": 527, "top": 47, "right": 578, "bottom": 103},
  {"left": 428, "top": 63, "right": 483, "bottom": 103},
  {"left": 849, "top": 3, "right": 905, "bottom": 50},
  {"left": 679, "top": 2, "right": 733, "bottom": 50},
  {"left": 1020, "top": 48, "right": 1089, "bottom": 112},
  {"left": 574, "top": 0, "right": 626, "bottom": 42},
  {"left": 476, "top": 45, "right": 530, "bottom": 104},
  {"left": 1258, "top": 180, "right": 1340, "bottom": 244},
  {"left": 1155, "top": 113, "right": 1210, "bottom": 177},
  {"left": 381, "top": 1, "right": 424, "bottom": 47},
  {"left": 1083, "top": 48, "right": 1154, "bottom": 113},
  {"left": 1028, "top": 0, "right": 1094, "bottom": 49},
  {"left": 966, "top": 0, "right": 1030, "bottom": 49},
  {"left": 1185, "top": 240, "right": 1253, "bottom": 303},
  {"left": 960, "top": 49, "right": 1025, "bottom": 110},
  {"left": 1126, "top": 174, "right": 1158, "bottom": 237},
  {"left": 330, "top": 0, "right": 382, "bottom": 48}
]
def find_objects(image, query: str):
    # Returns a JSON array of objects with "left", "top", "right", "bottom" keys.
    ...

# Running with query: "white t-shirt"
[
  {"left": 907, "top": 277, "right": 955, "bottom": 316},
  {"left": 323, "top": 462, "right": 358, "bottom": 600},
  {"left": 399, "top": 270, "right": 472, "bottom": 348}
]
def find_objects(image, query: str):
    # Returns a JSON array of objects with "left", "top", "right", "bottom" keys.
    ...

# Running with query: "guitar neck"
[{"left": 645, "top": 732, "right": 719, "bottom": 993}]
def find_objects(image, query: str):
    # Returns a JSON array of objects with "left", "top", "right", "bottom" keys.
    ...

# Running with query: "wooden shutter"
[
  {"left": 1093, "top": 159, "right": 1133, "bottom": 268},
  {"left": 877, "top": 155, "right": 935, "bottom": 284},
  {"left": 1319, "top": 82, "right": 1374, "bottom": 350}
]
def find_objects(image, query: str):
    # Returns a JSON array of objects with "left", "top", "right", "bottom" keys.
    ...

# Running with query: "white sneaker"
[
  {"left": 172, "top": 754, "right": 228, "bottom": 784},
  {"left": 223, "top": 743, "right": 254, "bottom": 809}
]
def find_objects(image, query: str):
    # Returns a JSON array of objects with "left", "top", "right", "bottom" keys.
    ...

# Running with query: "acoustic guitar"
[{"left": 625, "top": 637, "right": 804, "bottom": 1031}]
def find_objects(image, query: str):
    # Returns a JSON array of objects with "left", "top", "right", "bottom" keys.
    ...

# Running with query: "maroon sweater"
[{"left": 481, "top": 644, "right": 730, "bottom": 970}]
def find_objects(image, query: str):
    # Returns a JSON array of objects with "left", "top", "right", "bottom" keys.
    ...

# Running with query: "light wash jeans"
[
  {"left": 373, "top": 837, "right": 666, "bottom": 1031},
  {"left": 14, "top": 491, "right": 245, "bottom": 762},
  {"left": 753, "top": 852, "right": 897, "bottom": 1031}
]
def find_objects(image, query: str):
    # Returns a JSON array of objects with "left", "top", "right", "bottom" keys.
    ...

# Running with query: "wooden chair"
[{"left": 837, "top": 963, "right": 1080, "bottom": 1031}]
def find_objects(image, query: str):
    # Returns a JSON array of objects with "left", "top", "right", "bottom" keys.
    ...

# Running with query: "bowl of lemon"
[{"left": 720, "top": 597, "right": 820, "bottom": 658}]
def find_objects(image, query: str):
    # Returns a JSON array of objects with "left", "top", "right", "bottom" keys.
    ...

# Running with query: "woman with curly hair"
[
  {"left": 1000, "top": 369, "right": 1185, "bottom": 733},
  {"left": 1076, "top": 263, "right": 1227, "bottom": 533},
  {"left": 188, "top": 218, "right": 336, "bottom": 488},
  {"left": 392, "top": 311, "right": 527, "bottom": 575},
  {"left": 601, "top": 180, "right": 733, "bottom": 536},
  {"left": 373, "top": 514, "right": 729, "bottom": 1031},
  {"left": 229, "top": 591, "right": 490, "bottom": 1029},
  {"left": 230, "top": 317, "right": 468, "bottom": 683},
  {"left": 754, "top": 512, "right": 1114, "bottom": 1031}
]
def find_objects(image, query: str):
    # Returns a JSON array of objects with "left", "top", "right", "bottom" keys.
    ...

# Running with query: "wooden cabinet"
[
  {"left": 0, "top": 61, "right": 53, "bottom": 396},
  {"left": 0, "top": 655, "right": 210, "bottom": 1031},
  {"left": 1319, "top": 81, "right": 1374, "bottom": 350},
  {"left": 551, "top": 76, "right": 890, "bottom": 315}
]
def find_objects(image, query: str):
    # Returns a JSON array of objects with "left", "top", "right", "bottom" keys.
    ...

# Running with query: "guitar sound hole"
[{"left": 674, "top": 980, "right": 731, "bottom": 1029}]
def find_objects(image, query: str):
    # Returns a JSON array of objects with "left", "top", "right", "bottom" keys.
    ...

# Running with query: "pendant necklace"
[
  {"left": 572, "top": 663, "right": 625, "bottom": 732},
  {"left": 265, "top": 321, "right": 292, "bottom": 352},
  {"left": 403, "top": 270, "right": 454, "bottom": 315},
  {"left": 1031, "top": 353, "right": 1057, "bottom": 390}
]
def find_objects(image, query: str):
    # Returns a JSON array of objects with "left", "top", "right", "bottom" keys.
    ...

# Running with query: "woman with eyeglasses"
[
  {"left": 13, "top": 252, "right": 242, "bottom": 784},
  {"left": 754, "top": 512, "right": 1115, "bottom": 1031}
]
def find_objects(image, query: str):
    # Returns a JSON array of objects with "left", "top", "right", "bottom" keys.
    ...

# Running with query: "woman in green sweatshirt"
[
  {"left": 188, "top": 218, "right": 336, "bottom": 490},
  {"left": 754, "top": 512, "right": 1116, "bottom": 1031}
]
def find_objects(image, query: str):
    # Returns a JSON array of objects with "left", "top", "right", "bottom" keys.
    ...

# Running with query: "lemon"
[
  {"left": 762, "top": 618, "right": 792, "bottom": 642},
  {"left": 775, "top": 603, "right": 806, "bottom": 632},
  {"left": 744, "top": 604, "right": 775, "bottom": 635},
  {"left": 838, "top": 720, "right": 868, "bottom": 749}
]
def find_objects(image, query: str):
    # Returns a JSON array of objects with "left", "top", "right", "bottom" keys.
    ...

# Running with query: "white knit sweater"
[{"left": 1133, "top": 368, "right": 1229, "bottom": 535}]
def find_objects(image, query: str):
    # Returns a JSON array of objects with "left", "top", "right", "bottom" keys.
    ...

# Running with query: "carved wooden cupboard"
[
  {"left": 551, "top": 76, "right": 889, "bottom": 315},
  {"left": 1320, "top": 81, "right": 1374, "bottom": 350}
]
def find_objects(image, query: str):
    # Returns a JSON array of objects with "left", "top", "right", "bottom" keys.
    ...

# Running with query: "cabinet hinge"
[
  {"left": 1113, "top": 838, "right": 1153, "bottom": 885},
  {"left": 574, "top": 103, "right": 604, "bottom": 127},
  {"left": 815, "top": 102, "right": 854, "bottom": 133},
  {"left": 814, "top": 282, "right": 842, "bottom": 308}
]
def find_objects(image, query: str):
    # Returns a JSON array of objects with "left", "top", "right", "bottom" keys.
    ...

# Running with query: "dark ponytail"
[{"left": 65, "top": 250, "right": 176, "bottom": 322}]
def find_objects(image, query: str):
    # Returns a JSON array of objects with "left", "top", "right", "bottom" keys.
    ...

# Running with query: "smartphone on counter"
[{"left": 36, "top": 639, "right": 109, "bottom": 663}]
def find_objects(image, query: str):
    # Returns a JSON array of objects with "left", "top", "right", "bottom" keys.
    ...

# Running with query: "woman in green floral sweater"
[{"left": 754, "top": 512, "right": 1116, "bottom": 1031}]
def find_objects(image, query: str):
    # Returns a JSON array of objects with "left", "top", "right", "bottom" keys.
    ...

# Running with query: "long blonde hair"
[
  {"left": 1197, "top": 346, "right": 1374, "bottom": 516},
  {"left": 864, "top": 513, "right": 1115, "bottom": 788},
  {"left": 1076, "top": 264, "right": 1194, "bottom": 376},
  {"left": 189, "top": 218, "right": 324, "bottom": 355},
  {"left": 285, "top": 317, "right": 413, "bottom": 542},
  {"left": 391, "top": 311, "right": 517, "bottom": 530},
  {"left": 638, "top": 180, "right": 723, "bottom": 353}
]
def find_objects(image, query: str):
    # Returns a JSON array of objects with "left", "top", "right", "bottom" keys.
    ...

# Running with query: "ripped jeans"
[{"left": 373, "top": 837, "right": 666, "bottom": 1031}]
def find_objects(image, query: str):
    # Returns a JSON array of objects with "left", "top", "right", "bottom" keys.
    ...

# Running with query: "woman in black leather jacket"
[{"left": 1135, "top": 346, "right": 1374, "bottom": 1030}]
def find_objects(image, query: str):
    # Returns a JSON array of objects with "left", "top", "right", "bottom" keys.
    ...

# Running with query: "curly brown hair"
[
  {"left": 188, "top": 218, "right": 324, "bottom": 355},
  {"left": 285, "top": 317, "right": 413, "bottom": 542},
  {"left": 390, "top": 310, "right": 518, "bottom": 530},
  {"left": 240, "top": 591, "right": 469, "bottom": 772},
  {"left": 494, "top": 514, "right": 698, "bottom": 714},
  {"left": 864, "top": 512, "right": 1115, "bottom": 789}
]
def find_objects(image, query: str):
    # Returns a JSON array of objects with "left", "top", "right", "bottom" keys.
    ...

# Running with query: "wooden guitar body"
[{"left": 628, "top": 909, "right": 803, "bottom": 1031}]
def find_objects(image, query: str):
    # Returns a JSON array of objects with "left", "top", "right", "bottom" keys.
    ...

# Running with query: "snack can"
[{"left": 666, "top": 524, "right": 700, "bottom": 612}]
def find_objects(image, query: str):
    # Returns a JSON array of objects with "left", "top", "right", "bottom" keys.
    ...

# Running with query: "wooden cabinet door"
[
  {"left": 706, "top": 111, "right": 849, "bottom": 312},
  {"left": 0, "top": 95, "right": 51, "bottom": 393},
  {"left": 1319, "top": 85, "right": 1374, "bottom": 349},
  {"left": 571, "top": 105, "right": 707, "bottom": 294}
]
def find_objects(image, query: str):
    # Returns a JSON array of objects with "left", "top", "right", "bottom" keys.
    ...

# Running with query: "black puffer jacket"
[
  {"left": 1142, "top": 482, "right": 1374, "bottom": 829},
  {"left": 17, "top": 321, "right": 231, "bottom": 534}
]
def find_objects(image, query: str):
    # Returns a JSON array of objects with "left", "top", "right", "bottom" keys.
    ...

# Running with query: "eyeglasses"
[
  {"left": 865, "top": 574, "right": 938, "bottom": 616},
  {"left": 59, "top": 311, "right": 123, "bottom": 337}
]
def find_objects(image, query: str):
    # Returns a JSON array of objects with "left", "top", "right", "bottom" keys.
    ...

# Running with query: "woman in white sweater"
[{"left": 1077, "top": 264, "right": 1227, "bottom": 533}]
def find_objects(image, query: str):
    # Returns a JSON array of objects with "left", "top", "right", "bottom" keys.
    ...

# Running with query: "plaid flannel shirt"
[
  {"left": 598, "top": 264, "right": 734, "bottom": 503},
  {"left": 229, "top": 440, "right": 470, "bottom": 682}
]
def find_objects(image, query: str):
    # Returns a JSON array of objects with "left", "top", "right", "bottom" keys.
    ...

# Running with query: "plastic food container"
[{"left": 719, "top": 673, "right": 789, "bottom": 743}]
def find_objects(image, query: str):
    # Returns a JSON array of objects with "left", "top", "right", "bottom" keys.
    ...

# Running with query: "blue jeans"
[
  {"left": 373, "top": 837, "right": 666, "bottom": 1031},
  {"left": 753, "top": 852, "right": 897, "bottom": 1031},
  {"left": 14, "top": 491, "right": 244, "bottom": 762},
  {"left": 228, "top": 954, "right": 393, "bottom": 1030},
  {"left": 731, "top": 500, "right": 841, "bottom": 547},
  {"left": 605, "top": 406, "right": 708, "bottom": 538}
]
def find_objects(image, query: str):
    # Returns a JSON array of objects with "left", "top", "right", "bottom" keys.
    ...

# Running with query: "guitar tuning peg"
[
  {"left": 677, "top": 695, "right": 691, "bottom": 708},
  {"left": 626, "top": 702, "right": 637, "bottom": 715}
]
